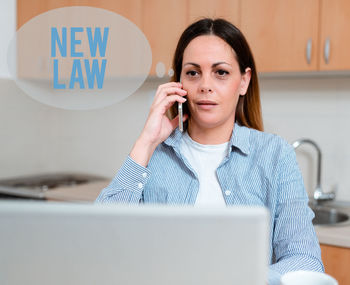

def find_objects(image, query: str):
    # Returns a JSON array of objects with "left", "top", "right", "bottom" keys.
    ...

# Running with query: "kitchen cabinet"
[
  {"left": 16, "top": 0, "right": 143, "bottom": 80},
  {"left": 319, "top": 0, "right": 350, "bottom": 70},
  {"left": 17, "top": 0, "right": 350, "bottom": 75},
  {"left": 240, "top": 0, "right": 320, "bottom": 72},
  {"left": 188, "top": 0, "right": 239, "bottom": 27},
  {"left": 240, "top": 0, "right": 350, "bottom": 73},
  {"left": 321, "top": 244, "right": 350, "bottom": 285},
  {"left": 17, "top": 0, "right": 187, "bottom": 77},
  {"left": 17, "top": 0, "right": 142, "bottom": 29},
  {"left": 142, "top": 0, "right": 187, "bottom": 77}
]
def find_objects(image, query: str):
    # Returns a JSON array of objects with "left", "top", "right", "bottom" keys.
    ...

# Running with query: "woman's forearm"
[{"left": 130, "top": 136, "right": 158, "bottom": 167}]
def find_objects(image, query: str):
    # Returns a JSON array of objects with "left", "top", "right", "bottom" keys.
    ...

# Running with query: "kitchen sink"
[{"left": 309, "top": 204, "right": 350, "bottom": 226}]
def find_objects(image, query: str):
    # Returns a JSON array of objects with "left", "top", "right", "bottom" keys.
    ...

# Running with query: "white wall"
[
  {"left": 0, "top": 76, "right": 350, "bottom": 201},
  {"left": 0, "top": 0, "right": 15, "bottom": 78},
  {"left": 0, "top": 78, "right": 157, "bottom": 179}
]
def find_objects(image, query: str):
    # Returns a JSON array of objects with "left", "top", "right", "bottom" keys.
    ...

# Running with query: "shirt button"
[
  {"left": 225, "top": 190, "right": 231, "bottom": 196},
  {"left": 142, "top": 172, "right": 147, "bottom": 178},
  {"left": 137, "top": 182, "right": 143, "bottom": 189}
]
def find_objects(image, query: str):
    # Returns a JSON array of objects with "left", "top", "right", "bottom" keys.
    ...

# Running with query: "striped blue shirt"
[{"left": 96, "top": 123, "right": 324, "bottom": 285}]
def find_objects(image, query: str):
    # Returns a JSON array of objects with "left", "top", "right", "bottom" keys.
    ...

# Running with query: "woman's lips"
[{"left": 196, "top": 100, "right": 218, "bottom": 110}]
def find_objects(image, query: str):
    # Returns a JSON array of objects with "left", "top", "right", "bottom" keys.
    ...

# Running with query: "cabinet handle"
[
  {"left": 324, "top": 37, "right": 330, "bottom": 64},
  {"left": 306, "top": 38, "right": 312, "bottom": 64}
]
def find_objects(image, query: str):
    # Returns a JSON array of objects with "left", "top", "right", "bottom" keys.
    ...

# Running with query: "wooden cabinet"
[
  {"left": 319, "top": 0, "right": 350, "bottom": 70},
  {"left": 16, "top": 0, "right": 144, "bottom": 80},
  {"left": 16, "top": 0, "right": 350, "bottom": 75},
  {"left": 240, "top": 0, "right": 320, "bottom": 72},
  {"left": 240, "top": 0, "right": 350, "bottom": 73},
  {"left": 142, "top": 0, "right": 187, "bottom": 76},
  {"left": 17, "top": 0, "right": 143, "bottom": 29},
  {"left": 188, "top": 0, "right": 239, "bottom": 27},
  {"left": 321, "top": 244, "right": 350, "bottom": 285},
  {"left": 17, "top": 0, "right": 187, "bottom": 77}
]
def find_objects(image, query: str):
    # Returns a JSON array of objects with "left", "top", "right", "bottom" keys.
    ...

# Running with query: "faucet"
[{"left": 292, "top": 138, "right": 336, "bottom": 204}]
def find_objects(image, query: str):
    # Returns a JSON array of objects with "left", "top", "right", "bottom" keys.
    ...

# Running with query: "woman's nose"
[
  {"left": 199, "top": 75, "right": 213, "bottom": 93},
  {"left": 200, "top": 87, "right": 212, "bottom": 93}
]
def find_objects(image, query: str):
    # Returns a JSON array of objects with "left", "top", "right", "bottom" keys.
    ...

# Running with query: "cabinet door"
[
  {"left": 17, "top": 0, "right": 142, "bottom": 29},
  {"left": 321, "top": 244, "right": 350, "bottom": 284},
  {"left": 188, "top": 0, "right": 239, "bottom": 27},
  {"left": 142, "top": 0, "right": 187, "bottom": 77},
  {"left": 240, "top": 0, "right": 320, "bottom": 72},
  {"left": 319, "top": 0, "right": 350, "bottom": 70},
  {"left": 16, "top": 0, "right": 143, "bottom": 80}
]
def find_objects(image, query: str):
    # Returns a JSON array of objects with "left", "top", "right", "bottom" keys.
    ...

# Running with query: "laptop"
[{"left": 0, "top": 201, "right": 269, "bottom": 285}]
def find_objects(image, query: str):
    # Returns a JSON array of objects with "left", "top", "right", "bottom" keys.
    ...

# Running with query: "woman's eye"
[
  {"left": 216, "top": 69, "right": 229, "bottom": 76},
  {"left": 186, "top": 70, "right": 199, "bottom": 77}
]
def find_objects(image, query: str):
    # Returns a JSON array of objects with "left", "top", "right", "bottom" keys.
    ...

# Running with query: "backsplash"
[
  {"left": 0, "top": 75, "right": 349, "bottom": 201},
  {"left": 261, "top": 76, "right": 350, "bottom": 201}
]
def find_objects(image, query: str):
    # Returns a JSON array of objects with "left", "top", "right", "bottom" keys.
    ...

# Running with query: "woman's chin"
[
  {"left": 191, "top": 118, "right": 225, "bottom": 130},
  {"left": 188, "top": 112, "right": 236, "bottom": 130}
]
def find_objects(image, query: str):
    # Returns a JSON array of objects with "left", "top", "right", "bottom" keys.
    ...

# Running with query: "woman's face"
[{"left": 181, "top": 35, "right": 251, "bottom": 131}]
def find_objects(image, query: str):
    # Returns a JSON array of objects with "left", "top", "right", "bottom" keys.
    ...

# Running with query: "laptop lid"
[{"left": 0, "top": 201, "right": 269, "bottom": 285}]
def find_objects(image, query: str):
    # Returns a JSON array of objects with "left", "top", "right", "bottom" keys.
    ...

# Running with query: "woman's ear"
[{"left": 239, "top": 67, "right": 252, "bottom": 96}]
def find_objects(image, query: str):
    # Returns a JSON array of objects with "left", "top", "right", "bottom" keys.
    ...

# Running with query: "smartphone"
[
  {"left": 178, "top": 101, "right": 183, "bottom": 132},
  {"left": 178, "top": 77, "right": 183, "bottom": 132}
]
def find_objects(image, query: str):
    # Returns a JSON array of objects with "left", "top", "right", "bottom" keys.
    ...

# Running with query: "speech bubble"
[{"left": 7, "top": 6, "right": 152, "bottom": 110}]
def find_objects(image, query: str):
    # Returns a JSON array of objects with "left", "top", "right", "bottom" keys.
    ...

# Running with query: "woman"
[{"left": 96, "top": 18, "right": 324, "bottom": 284}]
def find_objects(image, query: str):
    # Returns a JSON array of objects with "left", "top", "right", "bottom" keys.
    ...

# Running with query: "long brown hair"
[{"left": 169, "top": 18, "right": 263, "bottom": 131}]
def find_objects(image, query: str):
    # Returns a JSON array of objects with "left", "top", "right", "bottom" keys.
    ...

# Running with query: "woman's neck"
[{"left": 187, "top": 120, "right": 234, "bottom": 145}]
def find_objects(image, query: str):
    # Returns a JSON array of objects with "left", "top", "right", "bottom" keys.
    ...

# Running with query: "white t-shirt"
[{"left": 180, "top": 131, "right": 229, "bottom": 206}]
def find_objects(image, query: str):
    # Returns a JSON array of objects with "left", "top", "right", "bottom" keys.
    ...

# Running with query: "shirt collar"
[
  {"left": 229, "top": 123, "right": 250, "bottom": 155},
  {"left": 164, "top": 122, "right": 251, "bottom": 155}
]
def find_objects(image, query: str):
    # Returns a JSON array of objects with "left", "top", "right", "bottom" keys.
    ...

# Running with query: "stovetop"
[{"left": 0, "top": 173, "right": 106, "bottom": 199}]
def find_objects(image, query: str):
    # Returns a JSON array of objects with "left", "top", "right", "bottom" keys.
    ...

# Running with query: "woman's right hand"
[{"left": 130, "top": 82, "right": 188, "bottom": 167}]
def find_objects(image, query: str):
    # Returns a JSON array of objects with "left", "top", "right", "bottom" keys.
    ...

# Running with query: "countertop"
[
  {"left": 313, "top": 200, "right": 350, "bottom": 248},
  {"left": 47, "top": 183, "right": 350, "bottom": 248},
  {"left": 45, "top": 180, "right": 109, "bottom": 202}
]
